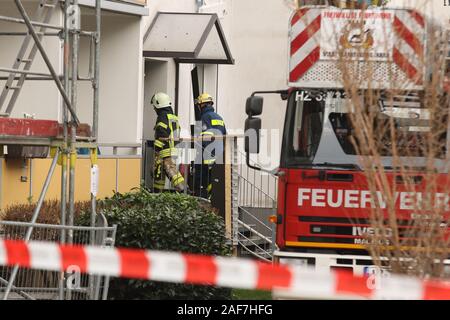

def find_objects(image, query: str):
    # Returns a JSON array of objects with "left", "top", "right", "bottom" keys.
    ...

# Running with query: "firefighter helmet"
[
  {"left": 196, "top": 93, "right": 214, "bottom": 105},
  {"left": 151, "top": 92, "right": 172, "bottom": 109}
]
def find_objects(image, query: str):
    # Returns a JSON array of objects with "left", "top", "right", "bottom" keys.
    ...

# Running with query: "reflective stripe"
[
  {"left": 285, "top": 241, "right": 366, "bottom": 250},
  {"left": 203, "top": 159, "right": 216, "bottom": 165},
  {"left": 167, "top": 114, "right": 178, "bottom": 121},
  {"left": 160, "top": 149, "right": 172, "bottom": 158},
  {"left": 173, "top": 179, "right": 184, "bottom": 187},
  {"left": 156, "top": 122, "right": 168, "bottom": 129},
  {"left": 154, "top": 140, "right": 165, "bottom": 148},
  {"left": 153, "top": 181, "right": 165, "bottom": 190},
  {"left": 160, "top": 148, "right": 178, "bottom": 158},
  {"left": 171, "top": 173, "right": 183, "bottom": 180},
  {"left": 172, "top": 174, "right": 185, "bottom": 187},
  {"left": 166, "top": 114, "right": 180, "bottom": 150},
  {"left": 201, "top": 131, "right": 214, "bottom": 136},
  {"left": 211, "top": 119, "right": 224, "bottom": 126}
]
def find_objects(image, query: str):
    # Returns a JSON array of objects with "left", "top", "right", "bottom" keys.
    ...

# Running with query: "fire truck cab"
[{"left": 244, "top": 5, "right": 449, "bottom": 276}]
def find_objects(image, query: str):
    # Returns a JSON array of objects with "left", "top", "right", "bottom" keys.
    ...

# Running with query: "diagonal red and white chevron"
[
  {"left": 392, "top": 9, "right": 425, "bottom": 85},
  {"left": 1, "top": 239, "right": 450, "bottom": 300},
  {"left": 289, "top": 8, "right": 426, "bottom": 86},
  {"left": 289, "top": 8, "right": 322, "bottom": 83}
]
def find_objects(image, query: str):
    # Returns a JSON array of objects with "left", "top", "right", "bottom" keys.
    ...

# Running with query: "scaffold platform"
[{"left": 0, "top": 118, "right": 95, "bottom": 147}]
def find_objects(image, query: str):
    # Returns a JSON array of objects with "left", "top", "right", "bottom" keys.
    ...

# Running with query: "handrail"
[
  {"left": 238, "top": 206, "right": 272, "bottom": 232},
  {"left": 98, "top": 143, "right": 141, "bottom": 148},
  {"left": 237, "top": 150, "right": 278, "bottom": 205},
  {"left": 237, "top": 220, "right": 273, "bottom": 244},
  {"left": 168, "top": 134, "right": 244, "bottom": 143},
  {"left": 238, "top": 175, "right": 276, "bottom": 205},
  {"left": 97, "top": 143, "right": 141, "bottom": 156},
  {"left": 238, "top": 236, "right": 271, "bottom": 263}
]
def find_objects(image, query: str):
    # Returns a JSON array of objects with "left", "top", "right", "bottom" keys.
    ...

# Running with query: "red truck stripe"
[
  {"left": 291, "top": 8, "right": 309, "bottom": 27},
  {"left": 290, "top": 14, "right": 321, "bottom": 56},
  {"left": 393, "top": 16, "right": 424, "bottom": 58},
  {"left": 289, "top": 46, "right": 320, "bottom": 82},
  {"left": 393, "top": 47, "right": 421, "bottom": 85}
]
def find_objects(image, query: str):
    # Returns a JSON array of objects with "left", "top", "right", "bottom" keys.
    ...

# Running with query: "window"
[
  {"left": 329, "top": 102, "right": 447, "bottom": 158},
  {"left": 283, "top": 93, "right": 324, "bottom": 165}
]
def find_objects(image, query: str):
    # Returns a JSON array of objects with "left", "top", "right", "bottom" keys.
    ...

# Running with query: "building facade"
[{"left": 0, "top": 0, "right": 448, "bottom": 209}]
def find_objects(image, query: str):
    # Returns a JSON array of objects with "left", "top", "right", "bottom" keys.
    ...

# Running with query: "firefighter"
[
  {"left": 194, "top": 93, "right": 227, "bottom": 199},
  {"left": 151, "top": 92, "right": 186, "bottom": 192}
]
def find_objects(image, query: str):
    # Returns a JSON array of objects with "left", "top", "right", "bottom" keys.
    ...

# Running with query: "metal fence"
[{"left": 0, "top": 219, "right": 116, "bottom": 300}]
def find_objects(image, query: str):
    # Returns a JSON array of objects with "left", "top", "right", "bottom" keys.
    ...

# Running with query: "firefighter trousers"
[
  {"left": 153, "top": 155, "right": 186, "bottom": 192},
  {"left": 193, "top": 163, "right": 213, "bottom": 199}
]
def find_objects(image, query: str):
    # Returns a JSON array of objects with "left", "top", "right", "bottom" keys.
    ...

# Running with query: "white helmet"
[{"left": 151, "top": 92, "right": 172, "bottom": 109}]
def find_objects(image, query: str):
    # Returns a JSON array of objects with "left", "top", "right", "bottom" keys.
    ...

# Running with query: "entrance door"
[{"left": 142, "top": 59, "right": 169, "bottom": 190}]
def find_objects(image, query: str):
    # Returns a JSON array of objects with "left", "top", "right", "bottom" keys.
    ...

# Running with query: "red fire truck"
[{"left": 244, "top": 5, "right": 449, "bottom": 274}]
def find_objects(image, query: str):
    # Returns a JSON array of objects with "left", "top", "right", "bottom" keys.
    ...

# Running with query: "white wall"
[
  {"left": 143, "top": 59, "right": 169, "bottom": 140},
  {"left": 0, "top": 1, "right": 62, "bottom": 120},
  {"left": 218, "top": 0, "right": 291, "bottom": 169},
  {"left": 78, "top": 8, "right": 142, "bottom": 148}
]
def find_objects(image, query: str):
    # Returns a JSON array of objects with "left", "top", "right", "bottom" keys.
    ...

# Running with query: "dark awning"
[{"left": 143, "top": 12, "right": 234, "bottom": 65}]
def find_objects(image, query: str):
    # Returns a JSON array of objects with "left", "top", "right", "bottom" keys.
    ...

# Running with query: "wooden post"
[{"left": 210, "top": 137, "right": 232, "bottom": 240}]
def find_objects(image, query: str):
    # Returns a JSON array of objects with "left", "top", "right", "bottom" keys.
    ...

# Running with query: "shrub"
[
  {"left": 1, "top": 200, "right": 91, "bottom": 225},
  {"left": 0, "top": 200, "right": 92, "bottom": 242},
  {"left": 78, "top": 188, "right": 232, "bottom": 300}
]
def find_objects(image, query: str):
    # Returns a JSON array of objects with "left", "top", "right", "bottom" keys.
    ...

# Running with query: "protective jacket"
[
  {"left": 200, "top": 105, "right": 227, "bottom": 164},
  {"left": 153, "top": 107, "right": 185, "bottom": 191},
  {"left": 154, "top": 107, "right": 181, "bottom": 159}
]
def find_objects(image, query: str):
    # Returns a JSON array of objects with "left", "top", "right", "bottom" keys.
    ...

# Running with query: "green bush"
[
  {"left": 79, "top": 188, "right": 232, "bottom": 300},
  {"left": 1, "top": 200, "right": 92, "bottom": 242},
  {"left": 1, "top": 200, "right": 91, "bottom": 225}
]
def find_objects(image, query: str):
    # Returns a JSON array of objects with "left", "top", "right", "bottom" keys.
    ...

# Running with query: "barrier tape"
[{"left": 0, "top": 239, "right": 449, "bottom": 300}]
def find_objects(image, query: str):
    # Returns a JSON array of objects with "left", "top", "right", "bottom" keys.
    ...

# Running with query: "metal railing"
[
  {"left": 236, "top": 151, "right": 278, "bottom": 261},
  {"left": 237, "top": 151, "right": 278, "bottom": 208},
  {"left": 117, "top": 0, "right": 147, "bottom": 5},
  {"left": 21, "top": 144, "right": 142, "bottom": 204},
  {"left": 0, "top": 219, "right": 116, "bottom": 300},
  {"left": 237, "top": 219, "right": 273, "bottom": 262},
  {"left": 97, "top": 143, "right": 141, "bottom": 157}
]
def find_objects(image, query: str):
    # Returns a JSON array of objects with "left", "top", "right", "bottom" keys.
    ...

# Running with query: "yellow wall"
[{"left": 0, "top": 157, "right": 141, "bottom": 209}]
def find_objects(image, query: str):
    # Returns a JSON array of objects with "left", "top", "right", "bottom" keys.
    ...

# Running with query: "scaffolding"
[{"left": 0, "top": 0, "right": 103, "bottom": 299}]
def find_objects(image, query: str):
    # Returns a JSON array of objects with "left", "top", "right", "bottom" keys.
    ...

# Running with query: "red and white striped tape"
[
  {"left": 0, "top": 239, "right": 449, "bottom": 300},
  {"left": 289, "top": 8, "right": 425, "bottom": 85}
]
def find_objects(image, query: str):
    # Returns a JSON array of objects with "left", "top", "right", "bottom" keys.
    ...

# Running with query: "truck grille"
[{"left": 296, "top": 216, "right": 446, "bottom": 246}]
